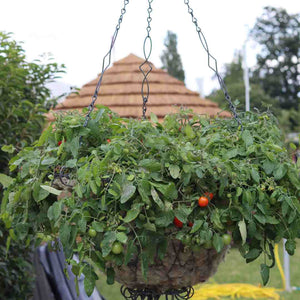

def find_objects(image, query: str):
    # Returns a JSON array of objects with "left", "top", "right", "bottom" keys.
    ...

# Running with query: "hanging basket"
[{"left": 112, "top": 240, "right": 228, "bottom": 293}]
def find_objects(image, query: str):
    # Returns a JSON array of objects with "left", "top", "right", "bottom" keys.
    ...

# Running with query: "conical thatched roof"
[{"left": 47, "top": 54, "right": 230, "bottom": 121}]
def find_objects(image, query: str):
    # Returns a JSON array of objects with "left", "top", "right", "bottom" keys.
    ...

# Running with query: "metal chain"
[
  {"left": 183, "top": 0, "right": 242, "bottom": 128},
  {"left": 83, "top": 0, "right": 130, "bottom": 127},
  {"left": 139, "top": 0, "right": 154, "bottom": 120}
]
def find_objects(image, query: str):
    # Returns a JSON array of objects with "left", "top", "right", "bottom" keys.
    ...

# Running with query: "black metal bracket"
[{"left": 120, "top": 286, "right": 194, "bottom": 300}]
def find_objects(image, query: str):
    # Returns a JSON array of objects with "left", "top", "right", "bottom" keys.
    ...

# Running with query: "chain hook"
[
  {"left": 139, "top": 0, "right": 154, "bottom": 120},
  {"left": 83, "top": 0, "right": 130, "bottom": 128},
  {"left": 183, "top": 0, "right": 243, "bottom": 129}
]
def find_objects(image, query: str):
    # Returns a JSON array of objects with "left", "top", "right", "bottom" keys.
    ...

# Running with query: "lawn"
[{"left": 95, "top": 241, "right": 300, "bottom": 300}]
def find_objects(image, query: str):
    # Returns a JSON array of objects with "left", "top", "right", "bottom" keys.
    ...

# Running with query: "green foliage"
[
  {"left": 250, "top": 6, "right": 300, "bottom": 111},
  {"left": 160, "top": 31, "right": 185, "bottom": 82},
  {"left": 0, "top": 31, "right": 65, "bottom": 174},
  {"left": 0, "top": 31, "right": 65, "bottom": 299},
  {"left": 1, "top": 106, "right": 300, "bottom": 295}
]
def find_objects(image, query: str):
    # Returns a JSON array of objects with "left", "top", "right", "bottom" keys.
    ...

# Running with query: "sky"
[{"left": 1, "top": 0, "right": 299, "bottom": 97}]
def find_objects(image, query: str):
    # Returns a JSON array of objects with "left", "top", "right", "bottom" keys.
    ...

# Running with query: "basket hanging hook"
[
  {"left": 139, "top": 0, "right": 154, "bottom": 120},
  {"left": 183, "top": 0, "right": 243, "bottom": 129}
]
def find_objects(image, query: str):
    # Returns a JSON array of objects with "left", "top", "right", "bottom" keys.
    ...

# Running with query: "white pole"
[
  {"left": 283, "top": 239, "right": 292, "bottom": 292},
  {"left": 242, "top": 42, "right": 250, "bottom": 112}
]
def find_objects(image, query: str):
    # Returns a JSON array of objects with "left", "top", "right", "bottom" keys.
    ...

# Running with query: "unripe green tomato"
[
  {"left": 270, "top": 197, "right": 277, "bottom": 205},
  {"left": 88, "top": 228, "right": 97, "bottom": 238},
  {"left": 111, "top": 241, "right": 124, "bottom": 255},
  {"left": 222, "top": 234, "right": 232, "bottom": 246},
  {"left": 139, "top": 214, "right": 146, "bottom": 221},
  {"left": 123, "top": 148, "right": 129, "bottom": 154},
  {"left": 204, "top": 240, "right": 212, "bottom": 249}
]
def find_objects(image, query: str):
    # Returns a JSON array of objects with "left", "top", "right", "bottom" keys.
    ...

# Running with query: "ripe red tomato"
[
  {"left": 205, "top": 192, "right": 214, "bottom": 200},
  {"left": 198, "top": 196, "right": 209, "bottom": 207},
  {"left": 173, "top": 217, "right": 183, "bottom": 228},
  {"left": 187, "top": 221, "right": 194, "bottom": 227},
  {"left": 107, "top": 139, "right": 111, "bottom": 143},
  {"left": 58, "top": 140, "right": 63, "bottom": 146}
]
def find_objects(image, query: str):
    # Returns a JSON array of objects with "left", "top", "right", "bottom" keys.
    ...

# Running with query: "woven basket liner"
[
  {"left": 47, "top": 53, "right": 230, "bottom": 122},
  {"left": 111, "top": 240, "right": 228, "bottom": 293}
]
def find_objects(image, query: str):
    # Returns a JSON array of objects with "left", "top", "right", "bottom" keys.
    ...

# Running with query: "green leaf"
[
  {"left": 213, "top": 234, "right": 224, "bottom": 253},
  {"left": 0, "top": 173, "right": 14, "bottom": 188},
  {"left": 184, "top": 124, "right": 196, "bottom": 139},
  {"left": 124, "top": 240, "right": 137, "bottom": 265},
  {"left": 141, "top": 252, "right": 149, "bottom": 280},
  {"left": 238, "top": 219, "right": 247, "bottom": 245},
  {"left": 41, "top": 157, "right": 57, "bottom": 165},
  {"left": 123, "top": 209, "right": 140, "bottom": 223},
  {"left": 101, "top": 231, "right": 116, "bottom": 257},
  {"left": 70, "top": 136, "right": 80, "bottom": 158},
  {"left": 120, "top": 184, "right": 136, "bottom": 203},
  {"left": 40, "top": 185, "right": 62, "bottom": 196},
  {"left": 150, "top": 112, "right": 158, "bottom": 123},
  {"left": 169, "top": 164, "right": 180, "bottom": 179},
  {"left": 33, "top": 182, "right": 49, "bottom": 202},
  {"left": 251, "top": 168, "right": 260, "bottom": 183},
  {"left": 225, "top": 149, "right": 238, "bottom": 159},
  {"left": 242, "top": 130, "right": 253, "bottom": 147},
  {"left": 1, "top": 144, "right": 15, "bottom": 153},
  {"left": 155, "top": 211, "right": 174, "bottom": 227},
  {"left": 65, "top": 159, "right": 77, "bottom": 168},
  {"left": 273, "top": 164, "right": 287, "bottom": 180},
  {"left": 190, "top": 220, "right": 203, "bottom": 233},
  {"left": 59, "top": 222, "right": 71, "bottom": 249},
  {"left": 263, "top": 160, "right": 275, "bottom": 175},
  {"left": 245, "top": 248, "right": 262, "bottom": 263},
  {"left": 285, "top": 239, "right": 296, "bottom": 255},
  {"left": 143, "top": 222, "right": 156, "bottom": 232},
  {"left": 140, "top": 159, "right": 161, "bottom": 172},
  {"left": 116, "top": 232, "right": 128, "bottom": 244},
  {"left": 175, "top": 205, "right": 192, "bottom": 223},
  {"left": 157, "top": 238, "right": 168, "bottom": 260},
  {"left": 92, "top": 222, "right": 105, "bottom": 232},
  {"left": 150, "top": 187, "right": 164, "bottom": 209},
  {"left": 106, "top": 267, "right": 115, "bottom": 285},
  {"left": 260, "top": 264, "right": 270, "bottom": 286},
  {"left": 83, "top": 269, "right": 97, "bottom": 296}
]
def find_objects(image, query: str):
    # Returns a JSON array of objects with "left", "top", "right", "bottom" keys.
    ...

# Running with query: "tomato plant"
[{"left": 1, "top": 107, "right": 300, "bottom": 294}]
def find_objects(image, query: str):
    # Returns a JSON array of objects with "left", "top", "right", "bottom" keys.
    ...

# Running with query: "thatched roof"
[{"left": 47, "top": 54, "right": 230, "bottom": 121}]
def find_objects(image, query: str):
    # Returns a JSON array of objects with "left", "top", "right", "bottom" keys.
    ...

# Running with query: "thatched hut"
[{"left": 47, "top": 54, "right": 229, "bottom": 121}]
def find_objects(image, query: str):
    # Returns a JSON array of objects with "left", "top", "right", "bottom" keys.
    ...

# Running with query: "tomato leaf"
[{"left": 238, "top": 219, "right": 247, "bottom": 245}]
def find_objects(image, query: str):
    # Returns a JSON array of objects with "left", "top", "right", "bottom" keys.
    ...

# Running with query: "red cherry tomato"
[
  {"left": 204, "top": 192, "right": 214, "bottom": 200},
  {"left": 107, "top": 139, "right": 111, "bottom": 143},
  {"left": 173, "top": 217, "right": 183, "bottom": 228},
  {"left": 187, "top": 221, "right": 194, "bottom": 227},
  {"left": 198, "top": 196, "right": 209, "bottom": 207}
]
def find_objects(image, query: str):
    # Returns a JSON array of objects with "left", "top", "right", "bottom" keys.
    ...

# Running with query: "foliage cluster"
[
  {"left": 0, "top": 31, "right": 65, "bottom": 299},
  {"left": 1, "top": 106, "right": 299, "bottom": 295}
]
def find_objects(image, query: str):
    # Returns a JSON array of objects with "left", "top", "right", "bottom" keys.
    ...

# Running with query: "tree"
[
  {"left": 250, "top": 6, "right": 300, "bottom": 111},
  {"left": 208, "top": 52, "right": 279, "bottom": 114},
  {"left": 160, "top": 31, "right": 185, "bottom": 82},
  {"left": 0, "top": 31, "right": 64, "bottom": 299}
]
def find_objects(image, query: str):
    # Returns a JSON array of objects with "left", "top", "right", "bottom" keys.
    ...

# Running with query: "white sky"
[{"left": 1, "top": 0, "right": 299, "bottom": 96}]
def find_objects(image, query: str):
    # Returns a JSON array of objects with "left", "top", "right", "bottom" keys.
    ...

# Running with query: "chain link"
[
  {"left": 139, "top": 0, "right": 154, "bottom": 120},
  {"left": 83, "top": 0, "right": 130, "bottom": 127},
  {"left": 183, "top": 0, "right": 242, "bottom": 128}
]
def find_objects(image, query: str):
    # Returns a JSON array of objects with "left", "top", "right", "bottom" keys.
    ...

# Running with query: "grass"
[{"left": 95, "top": 241, "right": 300, "bottom": 300}]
